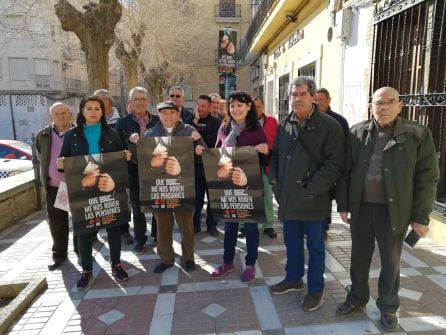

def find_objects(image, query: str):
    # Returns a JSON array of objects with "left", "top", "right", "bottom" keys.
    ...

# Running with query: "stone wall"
[{"left": 0, "top": 171, "right": 44, "bottom": 232}]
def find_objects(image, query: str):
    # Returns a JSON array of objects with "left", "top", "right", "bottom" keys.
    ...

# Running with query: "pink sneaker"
[
  {"left": 241, "top": 265, "right": 256, "bottom": 283},
  {"left": 211, "top": 263, "right": 235, "bottom": 279}
]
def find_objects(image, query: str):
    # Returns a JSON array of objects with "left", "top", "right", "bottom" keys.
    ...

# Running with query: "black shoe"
[
  {"left": 380, "top": 312, "right": 398, "bottom": 331},
  {"left": 238, "top": 227, "right": 246, "bottom": 238},
  {"left": 263, "top": 228, "right": 277, "bottom": 238},
  {"left": 185, "top": 261, "right": 196, "bottom": 271},
  {"left": 133, "top": 243, "right": 145, "bottom": 255},
  {"left": 335, "top": 301, "right": 365, "bottom": 317},
  {"left": 207, "top": 226, "right": 218, "bottom": 237},
  {"left": 48, "top": 257, "right": 67, "bottom": 271},
  {"left": 112, "top": 263, "right": 129, "bottom": 282},
  {"left": 154, "top": 262, "right": 174, "bottom": 273},
  {"left": 121, "top": 232, "right": 134, "bottom": 245},
  {"left": 77, "top": 271, "right": 93, "bottom": 290}
]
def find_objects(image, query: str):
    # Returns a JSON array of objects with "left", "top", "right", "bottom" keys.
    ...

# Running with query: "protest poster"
[
  {"left": 64, "top": 151, "right": 129, "bottom": 234},
  {"left": 137, "top": 136, "right": 195, "bottom": 211},
  {"left": 202, "top": 146, "right": 265, "bottom": 222}
]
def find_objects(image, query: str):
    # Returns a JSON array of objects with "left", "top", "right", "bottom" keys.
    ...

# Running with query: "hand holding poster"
[
  {"left": 64, "top": 151, "right": 129, "bottom": 234},
  {"left": 202, "top": 146, "right": 265, "bottom": 222},
  {"left": 137, "top": 137, "right": 195, "bottom": 211}
]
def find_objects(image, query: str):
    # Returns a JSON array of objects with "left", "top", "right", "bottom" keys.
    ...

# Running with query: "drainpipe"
[
  {"left": 31, "top": 133, "right": 42, "bottom": 210},
  {"left": 9, "top": 95, "right": 17, "bottom": 139}
]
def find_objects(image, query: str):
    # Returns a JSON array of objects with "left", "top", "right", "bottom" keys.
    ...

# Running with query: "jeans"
[
  {"left": 128, "top": 172, "right": 147, "bottom": 245},
  {"left": 78, "top": 225, "right": 121, "bottom": 271},
  {"left": 283, "top": 219, "right": 325, "bottom": 294},
  {"left": 224, "top": 222, "right": 259, "bottom": 266},
  {"left": 347, "top": 202, "right": 406, "bottom": 313},
  {"left": 193, "top": 164, "right": 217, "bottom": 231}
]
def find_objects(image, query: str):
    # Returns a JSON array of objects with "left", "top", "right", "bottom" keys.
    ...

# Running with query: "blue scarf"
[{"left": 83, "top": 123, "right": 101, "bottom": 155}]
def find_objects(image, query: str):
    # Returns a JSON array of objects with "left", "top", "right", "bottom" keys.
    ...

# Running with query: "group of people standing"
[{"left": 36, "top": 75, "right": 438, "bottom": 332}]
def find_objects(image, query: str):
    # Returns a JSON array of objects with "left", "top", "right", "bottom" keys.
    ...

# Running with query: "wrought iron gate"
[{"left": 371, "top": 0, "right": 446, "bottom": 215}]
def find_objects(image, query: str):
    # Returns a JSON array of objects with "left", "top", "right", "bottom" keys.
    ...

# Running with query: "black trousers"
[
  {"left": 46, "top": 186, "right": 70, "bottom": 259},
  {"left": 193, "top": 164, "right": 217, "bottom": 231},
  {"left": 346, "top": 202, "right": 406, "bottom": 313}
]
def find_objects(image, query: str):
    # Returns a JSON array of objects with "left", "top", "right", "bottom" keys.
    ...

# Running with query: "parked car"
[
  {"left": 0, "top": 140, "right": 32, "bottom": 160},
  {"left": 0, "top": 158, "right": 33, "bottom": 178}
]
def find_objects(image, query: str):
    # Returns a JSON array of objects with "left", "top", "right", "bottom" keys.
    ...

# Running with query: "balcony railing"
[
  {"left": 35, "top": 74, "right": 51, "bottom": 89},
  {"left": 215, "top": 4, "right": 241, "bottom": 20},
  {"left": 238, "top": 0, "right": 277, "bottom": 60}
]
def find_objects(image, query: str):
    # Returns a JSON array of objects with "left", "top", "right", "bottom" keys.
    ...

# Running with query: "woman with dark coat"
[{"left": 57, "top": 95, "right": 130, "bottom": 290}]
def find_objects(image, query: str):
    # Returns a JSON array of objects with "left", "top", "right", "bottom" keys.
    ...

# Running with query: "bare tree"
[
  {"left": 114, "top": 23, "right": 145, "bottom": 96},
  {"left": 54, "top": 0, "right": 122, "bottom": 91},
  {"left": 114, "top": 0, "right": 203, "bottom": 103}
]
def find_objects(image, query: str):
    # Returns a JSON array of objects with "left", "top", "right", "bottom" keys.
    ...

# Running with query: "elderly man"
[
  {"left": 36, "top": 102, "right": 72, "bottom": 270},
  {"left": 131, "top": 101, "right": 206, "bottom": 273},
  {"left": 168, "top": 85, "right": 194, "bottom": 125},
  {"left": 335, "top": 87, "right": 439, "bottom": 331},
  {"left": 116, "top": 87, "right": 159, "bottom": 254},
  {"left": 192, "top": 95, "right": 221, "bottom": 235},
  {"left": 93, "top": 89, "right": 121, "bottom": 128},
  {"left": 209, "top": 93, "right": 222, "bottom": 118},
  {"left": 269, "top": 76, "right": 345, "bottom": 311}
]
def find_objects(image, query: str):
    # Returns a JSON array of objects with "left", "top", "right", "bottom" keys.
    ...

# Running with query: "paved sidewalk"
[{"left": 1, "top": 207, "right": 446, "bottom": 335}]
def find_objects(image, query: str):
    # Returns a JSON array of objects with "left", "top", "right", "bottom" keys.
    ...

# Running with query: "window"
[
  {"left": 219, "top": 0, "right": 235, "bottom": 17},
  {"left": 9, "top": 58, "right": 29, "bottom": 80},
  {"left": 34, "top": 58, "right": 50, "bottom": 88},
  {"left": 278, "top": 74, "right": 289, "bottom": 112},
  {"left": 298, "top": 61, "right": 316, "bottom": 78}
]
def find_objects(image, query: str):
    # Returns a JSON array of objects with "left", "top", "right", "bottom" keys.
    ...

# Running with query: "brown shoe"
[
  {"left": 335, "top": 301, "right": 365, "bottom": 317},
  {"left": 302, "top": 292, "right": 324, "bottom": 311},
  {"left": 271, "top": 279, "right": 304, "bottom": 294}
]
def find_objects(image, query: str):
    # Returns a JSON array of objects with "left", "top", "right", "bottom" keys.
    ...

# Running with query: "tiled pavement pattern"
[{"left": 1, "top": 205, "right": 446, "bottom": 335}]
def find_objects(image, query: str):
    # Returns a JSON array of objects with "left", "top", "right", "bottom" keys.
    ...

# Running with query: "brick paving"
[{"left": 1, "top": 206, "right": 446, "bottom": 334}]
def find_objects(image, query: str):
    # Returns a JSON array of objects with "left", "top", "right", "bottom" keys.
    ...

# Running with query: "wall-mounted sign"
[{"left": 274, "top": 29, "right": 305, "bottom": 60}]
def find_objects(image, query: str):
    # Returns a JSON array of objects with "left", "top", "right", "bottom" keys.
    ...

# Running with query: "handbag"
[{"left": 54, "top": 181, "right": 71, "bottom": 212}]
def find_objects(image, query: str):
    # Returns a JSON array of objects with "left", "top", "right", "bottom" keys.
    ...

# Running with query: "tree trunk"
[{"left": 54, "top": 0, "right": 122, "bottom": 92}]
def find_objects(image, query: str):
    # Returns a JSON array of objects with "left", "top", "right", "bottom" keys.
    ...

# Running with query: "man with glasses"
[
  {"left": 335, "top": 87, "right": 438, "bottom": 332},
  {"left": 116, "top": 87, "right": 159, "bottom": 254},
  {"left": 168, "top": 86, "right": 194, "bottom": 125}
]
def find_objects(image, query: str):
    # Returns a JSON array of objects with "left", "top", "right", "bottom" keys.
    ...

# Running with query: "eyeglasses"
[
  {"left": 372, "top": 100, "right": 399, "bottom": 107},
  {"left": 170, "top": 94, "right": 182, "bottom": 98}
]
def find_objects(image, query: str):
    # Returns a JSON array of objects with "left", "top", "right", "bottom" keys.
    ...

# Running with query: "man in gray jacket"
[
  {"left": 36, "top": 102, "right": 72, "bottom": 270},
  {"left": 268, "top": 76, "right": 345, "bottom": 311}
]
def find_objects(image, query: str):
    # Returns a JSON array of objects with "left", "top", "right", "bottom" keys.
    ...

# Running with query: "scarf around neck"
[{"left": 224, "top": 119, "right": 246, "bottom": 147}]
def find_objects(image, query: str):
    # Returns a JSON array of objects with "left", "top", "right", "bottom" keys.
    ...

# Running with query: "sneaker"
[
  {"left": 335, "top": 301, "right": 365, "bottom": 317},
  {"left": 77, "top": 271, "right": 93, "bottom": 290},
  {"left": 112, "top": 263, "right": 129, "bottom": 282},
  {"left": 122, "top": 232, "right": 134, "bottom": 245},
  {"left": 263, "top": 228, "right": 277, "bottom": 238},
  {"left": 380, "top": 312, "right": 398, "bottom": 331},
  {"left": 210, "top": 263, "right": 235, "bottom": 279},
  {"left": 302, "top": 292, "right": 324, "bottom": 311},
  {"left": 271, "top": 279, "right": 304, "bottom": 294},
  {"left": 185, "top": 261, "right": 196, "bottom": 271},
  {"left": 241, "top": 265, "right": 256, "bottom": 283},
  {"left": 133, "top": 243, "right": 145, "bottom": 255}
]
